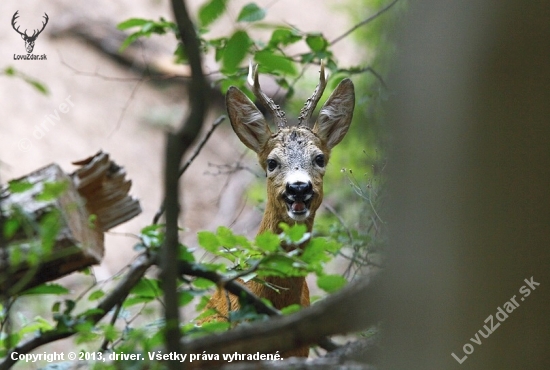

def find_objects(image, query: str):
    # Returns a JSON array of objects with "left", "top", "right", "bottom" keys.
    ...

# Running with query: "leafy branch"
[{"left": 0, "top": 66, "right": 49, "bottom": 95}]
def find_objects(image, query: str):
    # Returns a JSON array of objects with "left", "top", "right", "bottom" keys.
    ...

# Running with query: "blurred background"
[{"left": 1, "top": 0, "right": 390, "bottom": 365}]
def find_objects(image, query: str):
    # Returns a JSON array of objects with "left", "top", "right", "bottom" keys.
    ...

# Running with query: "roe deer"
[{"left": 203, "top": 63, "right": 355, "bottom": 357}]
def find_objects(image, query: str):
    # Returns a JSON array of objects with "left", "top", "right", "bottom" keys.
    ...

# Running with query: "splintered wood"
[
  {"left": 0, "top": 151, "right": 141, "bottom": 295},
  {"left": 71, "top": 151, "right": 141, "bottom": 231}
]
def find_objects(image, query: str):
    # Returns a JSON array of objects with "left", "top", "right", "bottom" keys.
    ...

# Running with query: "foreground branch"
[
  {"left": 179, "top": 262, "right": 338, "bottom": 352},
  {"left": 181, "top": 274, "right": 381, "bottom": 363}
]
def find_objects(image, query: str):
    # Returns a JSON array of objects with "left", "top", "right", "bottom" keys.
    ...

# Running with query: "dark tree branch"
[
  {"left": 153, "top": 115, "right": 225, "bottom": 225},
  {"left": 162, "top": 0, "right": 209, "bottom": 364},
  {"left": 181, "top": 274, "right": 381, "bottom": 364},
  {"left": 0, "top": 253, "right": 156, "bottom": 370},
  {"left": 178, "top": 261, "right": 339, "bottom": 352},
  {"left": 99, "top": 302, "right": 122, "bottom": 352},
  {"left": 330, "top": 0, "right": 400, "bottom": 45}
]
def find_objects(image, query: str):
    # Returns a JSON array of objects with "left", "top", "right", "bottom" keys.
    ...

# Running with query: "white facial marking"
[
  {"left": 285, "top": 170, "right": 311, "bottom": 186},
  {"left": 288, "top": 209, "right": 310, "bottom": 221}
]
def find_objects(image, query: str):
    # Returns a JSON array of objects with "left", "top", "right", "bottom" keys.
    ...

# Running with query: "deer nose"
[{"left": 286, "top": 181, "right": 313, "bottom": 199}]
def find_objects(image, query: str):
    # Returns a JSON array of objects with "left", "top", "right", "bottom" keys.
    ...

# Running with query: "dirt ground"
[{"left": 1, "top": 0, "right": 360, "bottom": 362}]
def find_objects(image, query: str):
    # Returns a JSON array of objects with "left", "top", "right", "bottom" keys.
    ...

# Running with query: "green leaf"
[
  {"left": 217, "top": 226, "right": 237, "bottom": 248},
  {"left": 281, "top": 223, "right": 308, "bottom": 243},
  {"left": 140, "top": 224, "right": 165, "bottom": 249},
  {"left": 36, "top": 181, "right": 68, "bottom": 201},
  {"left": 4, "top": 66, "right": 15, "bottom": 76},
  {"left": 119, "top": 32, "right": 142, "bottom": 51},
  {"left": 199, "top": 0, "right": 227, "bottom": 27},
  {"left": 193, "top": 278, "right": 215, "bottom": 289},
  {"left": 237, "top": 3, "right": 266, "bottom": 22},
  {"left": 79, "top": 308, "right": 104, "bottom": 317},
  {"left": 130, "top": 278, "right": 162, "bottom": 298},
  {"left": 88, "top": 289, "right": 105, "bottom": 301},
  {"left": 18, "top": 317, "right": 54, "bottom": 336},
  {"left": 39, "top": 210, "right": 61, "bottom": 253},
  {"left": 123, "top": 296, "right": 154, "bottom": 308},
  {"left": 26, "top": 80, "right": 49, "bottom": 95},
  {"left": 280, "top": 304, "right": 301, "bottom": 315},
  {"left": 174, "top": 43, "right": 188, "bottom": 64},
  {"left": 21, "top": 283, "right": 69, "bottom": 296},
  {"left": 254, "top": 50, "right": 297, "bottom": 75},
  {"left": 255, "top": 232, "right": 280, "bottom": 252},
  {"left": 117, "top": 18, "right": 149, "bottom": 30},
  {"left": 306, "top": 34, "right": 328, "bottom": 52},
  {"left": 51, "top": 301, "right": 61, "bottom": 313},
  {"left": 179, "top": 291, "right": 194, "bottom": 307},
  {"left": 198, "top": 231, "right": 221, "bottom": 253},
  {"left": 8, "top": 180, "right": 33, "bottom": 193},
  {"left": 199, "top": 321, "right": 232, "bottom": 333},
  {"left": 268, "top": 28, "right": 302, "bottom": 48},
  {"left": 3, "top": 218, "right": 20, "bottom": 239},
  {"left": 301, "top": 238, "right": 329, "bottom": 265},
  {"left": 260, "top": 255, "right": 303, "bottom": 277},
  {"left": 317, "top": 274, "right": 347, "bottom": 293},
  {"left": 100, "top": 324, "right": 119, "bottom": 342},
  {"left": 179, "top": 244, "right": 196, "bottom": 262},
  {"left": 223, "top": 30, "right": 251, "bottom": 74}
]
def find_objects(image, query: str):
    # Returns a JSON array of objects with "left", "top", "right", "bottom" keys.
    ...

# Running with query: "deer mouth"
[{"left": 283, "top": 193, "right": 313, "bottom": 221}]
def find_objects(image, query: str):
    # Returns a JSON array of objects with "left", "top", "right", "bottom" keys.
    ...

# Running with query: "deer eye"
[
  {"left": 267, "top": 159, "right": 278, "bottom": 172},
  {"left": 314, "top": 154, "right": 325, "bottom": 168}
]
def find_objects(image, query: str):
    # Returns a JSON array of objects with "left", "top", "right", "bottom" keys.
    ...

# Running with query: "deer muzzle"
[{"left": 283, "top": 181, "right": 314, "bottom": 221}]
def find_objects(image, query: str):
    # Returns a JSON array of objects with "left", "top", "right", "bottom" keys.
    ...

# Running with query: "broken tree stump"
[{"left": 0, "top": 151, "right": 141, "bottom": 296}]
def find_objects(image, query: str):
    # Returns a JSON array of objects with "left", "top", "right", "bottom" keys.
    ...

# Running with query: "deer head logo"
[{"left": 11, "top": 11, "right": 49, "bottom": 54}]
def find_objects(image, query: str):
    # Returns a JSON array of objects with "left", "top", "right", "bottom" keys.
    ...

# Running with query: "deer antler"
[
  {"left": 11, "top": 11, "right": 25, "bottom": 37},
  {"left": 248, "top": 62, "right": 287, "bottom": 129},
  {"left": 11, "top": 12, "right": 49, "bottom": 39},
  {"left": 31, "top": 13, "right": 49, "bottom": 39},
  {"left": 297, "top": 61, "right": 328, "bottom": 127}
]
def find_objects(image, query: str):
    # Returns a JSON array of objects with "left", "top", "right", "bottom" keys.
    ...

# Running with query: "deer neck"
[{"left": 251, "top": 201, "right": 313, "bottom": 309}]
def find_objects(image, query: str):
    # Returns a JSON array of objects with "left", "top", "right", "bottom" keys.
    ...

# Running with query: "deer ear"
[
  {"left": 313, "top": 79, "right": 355, "bottom": 149},
  {"left": 226, "top": 86, "right": 272, "bottom": 153}
]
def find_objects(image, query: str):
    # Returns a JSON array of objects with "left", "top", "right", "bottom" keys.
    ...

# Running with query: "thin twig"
[
  {"left": 330, "top": 0, "right": 400, "bottom": 45},
  {"left": 99, "top": 302, "right": 122, "bottom": 352},
  {"left": 152, "top": 115, "right": 224, "bottom": 224},
  {"left": 220, "top": 260, "right": 262, "bottom": 285},
  {"left": 108, "top": 78, "right": 143, "bottom": 137},
  {"left": 323, "top": 203, "right": 354, "bottom": 242}
]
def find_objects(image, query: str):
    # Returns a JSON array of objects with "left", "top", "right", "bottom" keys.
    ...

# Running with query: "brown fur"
[{"left": 201, "top": 75, "right": 355, "bottom": 359}]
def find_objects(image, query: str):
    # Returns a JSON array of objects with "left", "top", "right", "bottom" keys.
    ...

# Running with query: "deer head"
[
  {"left": 12, "top": 11, "right": 49, "bottom": 54},
  {"left": 226, "top": 63, "right": 355, "bottom": 233}
]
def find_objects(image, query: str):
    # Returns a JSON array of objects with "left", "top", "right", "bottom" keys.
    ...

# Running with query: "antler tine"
[
  {"left": 34, "top": 13, "right": 49, "bottom": 37},
  {"left": 11, "top": 11, "right": 24, "bottom": 36},
  {"left": 248, "top": 61, "right": 287, "bottom": 129},
  {"left": 297, "top": 60, "right": 328, "bottom": 127}
]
